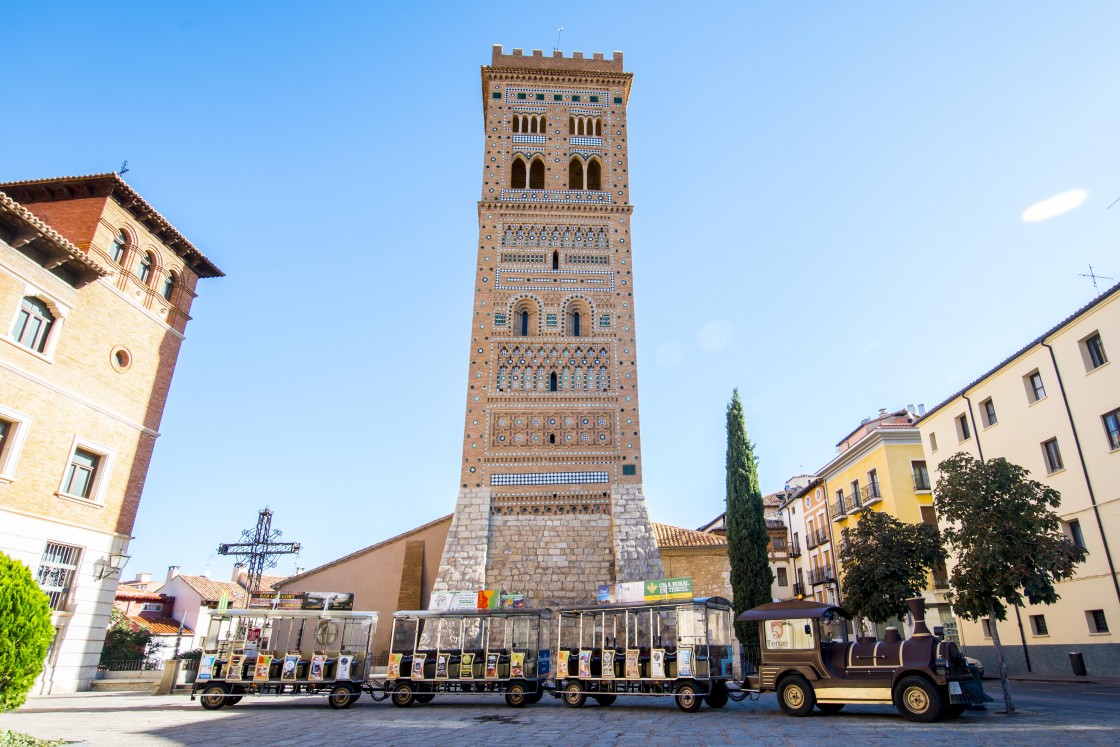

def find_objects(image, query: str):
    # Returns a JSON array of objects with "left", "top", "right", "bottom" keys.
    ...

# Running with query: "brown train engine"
[{"left": 737, "top": 597, "right": 976, "bottom": 722}]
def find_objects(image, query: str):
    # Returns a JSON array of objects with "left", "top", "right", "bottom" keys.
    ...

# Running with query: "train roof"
[
  {"left": 393, "top": 607, "right": 553, "bottom": 619},
  {"left": 558, "top": 596, "right": 733, "bottom": 613},
  {"left": 208, "top": 609, "right": 379, "bottom": 621},
  {"left": 735, "top": 599, "right": 851, "bottom": 622}
]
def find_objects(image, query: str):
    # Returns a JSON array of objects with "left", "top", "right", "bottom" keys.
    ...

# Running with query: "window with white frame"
[
  {"left": 912, "top": 460, "right": 931, "bottom": 491},
  {"left": 955, "top": 413, "right": 971, "bottom": 442},
  {"left": 10, "top": 296, "right": 54, "bottom": 353},
  {"left": 1080, "top": 331, "right": 1108, "bottom": 372},
  {"left": 1087, "top": 609, "right": 1110, "bottom": 634},
  {"left": 37, "top": 542, "right": 82, "bottom": 611},
  {"left": 981, "top": 398, "right": 997, "bottom": 427},
  {"left": 141, "top": 603, "right": 164, "bottom": 613},
  {"left": 1041, "top": 437, "right": 1064, "bottom": 474},
  {"left": 58, "top": 438, "right": 114, "bottom": 503},
  {"left": 110, "top": 230, "right": 129, "bottom": 264},
  {"left": 1025, "top": 370, "right": 1047, "bottom": 403},
  {"left": 0, "top": 405, "right": 31, "bottom": 481}
]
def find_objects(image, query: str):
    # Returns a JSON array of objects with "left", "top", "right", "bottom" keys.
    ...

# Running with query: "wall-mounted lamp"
[{"left": 97, "top": 550, "right": 131, "bottom": 580}]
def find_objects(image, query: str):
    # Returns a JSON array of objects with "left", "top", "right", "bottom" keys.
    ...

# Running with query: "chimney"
[
  {"left": 295, "top": 567, "right": 305, "bottom": 576},
  {"left": 906, "top": 597, "right": 932, "bottom": 636},
  {"left": 878, "top": 408, "right": 888, "bottom": 418},
  {"left": 918, "top": 403, "right": 926, "bottom": 416},
  {"left": 135, "top": 572, "right": 152, "bottom": 584},
  {"left": 232, "top": 562, "right": 246, "bottom": 584},
  {"left": 166, "top": 566, "right": 180, "bottom": 585},
  {"left": 201, "top": 569, "right": 211, "bottom": 579}
]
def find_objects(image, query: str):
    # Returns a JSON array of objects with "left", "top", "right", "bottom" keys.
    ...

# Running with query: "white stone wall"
[
  {"left": 431, "top": 487, "right": 491, "bottom": 594},
  {"left": 611, "top": 484, "right": 664, "bottom": 583},
  {"left": 0, "top": 508, "right": 127, "bottom": 693}
]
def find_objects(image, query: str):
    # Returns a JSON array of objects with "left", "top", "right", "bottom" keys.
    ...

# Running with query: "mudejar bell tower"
[{"left": 433, "top": 45, "right": 663, "bottom": 607}]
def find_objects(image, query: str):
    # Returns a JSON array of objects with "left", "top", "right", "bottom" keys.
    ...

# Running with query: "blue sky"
[{"left": 6, "top": 2, "right": 1119, "bottom": 581}]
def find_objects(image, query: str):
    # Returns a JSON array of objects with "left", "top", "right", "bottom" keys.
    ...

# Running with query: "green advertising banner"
[{"left": 643, "top": 576, "right": 693, "bottom": 602}]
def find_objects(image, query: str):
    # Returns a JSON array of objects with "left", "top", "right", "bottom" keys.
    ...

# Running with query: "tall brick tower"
[{"left": 434, "top": 46, "right": 664, "bottom": 607}]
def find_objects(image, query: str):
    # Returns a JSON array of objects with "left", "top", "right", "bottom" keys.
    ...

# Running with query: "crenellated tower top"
[{"left": 490, "top": 44, "right": 625, "bottom": 73}]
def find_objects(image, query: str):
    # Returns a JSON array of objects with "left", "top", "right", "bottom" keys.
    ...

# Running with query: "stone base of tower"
[{"left": 433, "top": 485, "right": 664, "bottom": 608}]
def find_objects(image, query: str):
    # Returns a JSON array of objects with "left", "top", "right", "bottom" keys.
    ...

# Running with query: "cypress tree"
[
  {"left": 0, "top": 552, "right": 55, "bottom": 712},
  {"left": 725, "top": 389, "right": 773, "bottom": 646}
]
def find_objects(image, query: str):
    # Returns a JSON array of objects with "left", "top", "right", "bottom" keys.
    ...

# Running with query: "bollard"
[{"left": 1069, "top": 651, "right": 1087, "bottom": 677}]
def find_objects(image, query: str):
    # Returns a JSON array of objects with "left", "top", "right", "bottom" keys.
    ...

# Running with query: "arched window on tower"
[
  {"left": 137, "top": 252, "right": 155, "bottom": 285},
  {"left": 568, "top": 116, "right": 575, "bottom": 134},
  {"left": 595, "top": 118, "right": 602, "bottom": 136},
  {"left": 513, "top": 116, "right": 521, "bottom": 133},
  {"left": 529, "top": 117, "right": 537, "bottom": 133},
  {"left": 572, "top": 312, "right": 581, "bottom": 337},
  {"left": 162, "top": 272, "right": 176, "bottom": 302},
  {"left": 552, "top": 251, "right": 559, "bottom": 270},
  {"left": 569, "top": 158, "right": 584, "bottom": 190},
  {"left": 519, "top": 310, "right": 530, "bottom": 336},
  {"left": 540, "top": 115, "right": 547, "bottom": 132},
  {"left": 549, "top": 372, "right": 558, "bottom": 392},
  {"left": 511, "top": 157, "right": 527, "bottom": 189},
  {"left": 110, "top": 230, "right": 128, "bottom": 263},
  {"left": 587, "top": 159, "right": 602, "bottom": 191},
  {"left": 529, "top": 158, "right": 545, "bottom": 189}
]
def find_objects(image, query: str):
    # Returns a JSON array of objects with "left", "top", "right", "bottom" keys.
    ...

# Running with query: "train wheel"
[
  {"left": 894, "top": 676, "right": 942, "bottom": 723},
  {"left": 675, "top": 683, "right": 703, "bottom": 713},
  {"left": 816, "top": 703, "right": 844, "bottom": 714},
  {"left": 592, "top": 694, "right": 616, "bottom": 706},
  {"left": 505, "top": 682, "right": 529, "bottom": 708},
  {"left": 706, "top": 682, "right": 729, "bottom": 709},
  {"left": 777, "top": 675, "right": 815, "bottom": 717},
  {"left": 562, "top": 682, "right": 586, "bottom": 708},
  {"left": 328, "top": 684, "right": 355, "bottom": 709},
  {"left": 392, "top": 682, "right": 416, "bottom": 708},
  {"left": 199, "top": 684, "right": 228, "bottom": 710}
]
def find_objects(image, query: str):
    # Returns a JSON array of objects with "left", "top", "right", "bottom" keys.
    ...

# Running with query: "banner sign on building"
[
  {"left": 301, "top": 591, "right": 355, "bottom": 611},
  {"left": 643, "top": 577, "right": 693, "bottom": 602}
]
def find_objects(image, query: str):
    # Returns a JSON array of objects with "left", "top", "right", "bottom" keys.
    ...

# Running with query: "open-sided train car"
[
  {"left": 190, "top": 608, "right": 378, "bottom": 710},
  {"left": 384, "top": 607, "right": 553, "bottom": 707},
  {"left": 737, "top": 597, "right": 976, "bottom": 722},
  {"left": 552, "top": 596, "right": 735, "bottom": 712}
]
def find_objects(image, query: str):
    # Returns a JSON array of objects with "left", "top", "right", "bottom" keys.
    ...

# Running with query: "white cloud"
[
  {"left": 1021, "top": 189, "right": 1088, "bottom": 223},
  {"left": 656, "top": 341, "right": 683, "bottom": 367},
  {"left": 698, "top": 320, "right": 735, "bottom": 352}
]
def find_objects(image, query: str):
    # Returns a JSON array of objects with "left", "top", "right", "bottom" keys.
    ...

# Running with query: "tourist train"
[{"left": 190, "top": 595, "right": 980, "bottom": 721}]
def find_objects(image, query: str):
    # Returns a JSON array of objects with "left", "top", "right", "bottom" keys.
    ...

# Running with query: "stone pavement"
[{"left": 2, "top": 689, "right": 1119, "bottom": 747}]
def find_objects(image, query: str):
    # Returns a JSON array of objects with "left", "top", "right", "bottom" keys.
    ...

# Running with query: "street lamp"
[{"left": 97, "top": 550, "right": 131, "bottom": 580}]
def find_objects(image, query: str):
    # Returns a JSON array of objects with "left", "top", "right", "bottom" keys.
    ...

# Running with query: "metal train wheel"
[
  {"left": 562, "top": 682, "right": 586, "bottom": 708},
  {"left": 199, "top": 684, "right": 228, "bottom": 710}
]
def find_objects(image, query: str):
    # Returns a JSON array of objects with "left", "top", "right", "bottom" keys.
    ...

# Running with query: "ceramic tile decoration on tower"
[{"left": 433, "top": 46, "right": 664, "bottom": 607}]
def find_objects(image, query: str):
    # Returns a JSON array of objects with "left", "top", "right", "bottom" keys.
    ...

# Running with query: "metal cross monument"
[{"left": 217, "top": 508, "right": 301, "bottom": 596}]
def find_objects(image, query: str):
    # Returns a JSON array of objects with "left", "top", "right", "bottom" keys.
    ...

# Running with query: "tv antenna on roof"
[
  {"left": 555, "top": 26, "right": 564, "bottom": 52},
  {"left": 118, "top": 160, "right": 129, "bottom": 177},
  {"left": 1080, "top": 264, "right": 1114, "bottom": 296}
]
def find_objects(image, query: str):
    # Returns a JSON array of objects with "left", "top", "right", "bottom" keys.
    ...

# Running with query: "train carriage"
[
  {"left": 553, "top": 597, "right": 735, "bottom": 712},
  {"left": 384, "top": 607, "right": 553, "bottom": 707},
  {"left": 190, "top": 608, "right": 378, "bottom": 710}
]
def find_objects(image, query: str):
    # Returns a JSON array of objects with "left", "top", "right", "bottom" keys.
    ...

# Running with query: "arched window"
[
  {"left": 137, "top": 252, "right": 155, "bottom": 285},
  {"left": 529, "top": 159, "right": 545, "bottom": 189},
  {"left": 520, "top": 311, "right": 530, "bottom": 336},
  {"left": 549, "top": 372, "right": 558, "bottom": 392},
  {"left": 587, "top": 159, "right": 602, "bottom": 191},
  {"left": 572, "top": 312, "right": 581, "bottom": 337},
  {"left": 540, "top": 115, "right": 547, "bottom": 131},
  {"left": 10, "top": 296, "right": 54, "bottom": 353},
  {"left": 568, "top": 116, "right": 575, "bottom": 134},
  {"left": 595, "top": 119, "right": 602, "bottom": 136},
  {"left": 110, "top": 230, "right": 128, "bottom": 263},
  {"left": 552, "top": 251, "right": 559, "bottom": 270},
  {"left": 511, "top": 157, "right": 527, "bottom": 188},
  {"left": 549, "top": 433, "right": 556, "bottom": 444},
  {"left": 512, "top": 116, "right": 520, "bottom": 133},
  {"left": 569, "top": 158, "right": 584, "bottom": 190},
  {"left": 162, "top": 272, "right": 176, "bottom": 301}
]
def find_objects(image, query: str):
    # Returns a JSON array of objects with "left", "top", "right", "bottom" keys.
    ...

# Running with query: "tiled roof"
[
  {"left": 0, "top": 190, "right": 110, "bottom": 277},
  {"left": 128, "top": 616, "right": 193, "bottom": 636},
  {"left": 176, "top": 576, "right": 249, "bottom": 605},
  {"left": 918, "top": 280, "right": 1120, "bottom": 423},
  {"left": 114, "top": 589, "right": 167, "bottom": 602},
  {"left": 0, "top": 174, "right": 223, "bottom": 278},
  {"left": 653, "top": 522, "right": 728, "bottom": 548}
]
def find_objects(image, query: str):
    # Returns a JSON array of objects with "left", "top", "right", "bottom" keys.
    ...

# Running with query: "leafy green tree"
[
  {"left": 838, "top": 508, "right": 946, "bottom": 630},
  {"left": 935, "top": 453, "right": 1086, "bottom": 714},
  {"left": 0, "top": 552, "right": 54, "bottom": 712},
  {"left": 725, "top": 389, "right": 773, "bottom": 646},
  {"left": 98, "top": 610, "right": 157, "bottom": 665}
]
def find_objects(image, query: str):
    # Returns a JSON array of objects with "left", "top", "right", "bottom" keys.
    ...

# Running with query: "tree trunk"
[{"left": 988, "top": 606, "right": 1016, "bottom": 714}]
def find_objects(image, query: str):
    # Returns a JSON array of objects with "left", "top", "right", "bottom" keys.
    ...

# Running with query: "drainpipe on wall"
[
  {"left": 963, "top": 393, "right": 1031, "bottom": 671},
  {"left": 1042, "top": 341, "right": 1120, "bottom": 607}
]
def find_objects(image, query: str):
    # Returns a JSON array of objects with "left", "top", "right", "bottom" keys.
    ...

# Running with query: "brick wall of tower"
[{"left": 436, "top": 47, "right": 662, "bottom": 605}]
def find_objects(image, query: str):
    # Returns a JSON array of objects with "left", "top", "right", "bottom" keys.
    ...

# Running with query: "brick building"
[
  {"left": 0, "top": 174, "right": 222, "bottom": 692},
  {"left": 434, "top": 46, "right": 663, "bottom": 606}
]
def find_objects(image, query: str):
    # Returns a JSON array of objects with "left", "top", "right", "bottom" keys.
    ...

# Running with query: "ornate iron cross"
[{"left": 217, "top": 508, "right": 300, "bottom": 595}]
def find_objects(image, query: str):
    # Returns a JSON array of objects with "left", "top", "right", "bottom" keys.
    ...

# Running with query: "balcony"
[
  {"left": 805, "top": 528, "right": 830, "bottom": 550},
  {"left": 933, "top": 575, "right": 950, "bottom": 590},
  {"left": 788, "top": 545, "right": 802, "bottom": 558},
  {"left": 808, "top": 566, "right": 836, "bottom": 586},
  {"left": 792, "top": 582, "right": 805, "bottom": 597},
  {"left": 830, "top": 501, "right": 846, "bottom": 520},
  {"left": 866, "top": 482, "right": 882, "bottom": 503}
]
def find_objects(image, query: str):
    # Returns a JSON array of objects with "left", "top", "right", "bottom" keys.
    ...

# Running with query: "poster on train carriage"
[
  {"left": 227, "top": 654, "right": 245, "bottom": 681},
  {"left": 578, "top": 650, "right": 592, "bottom": 678},
  {"left": 436, "top": 653, "right": 450, "bottom": 679},
  {"left": 601, "top": 650, "right": 615, "bottom": 678},
  {"left": 412, "top": 653, "right": 426, "bottom": 679},
  {"left": 510, "top": 652, "right": 525, "bottom": 678},
  {"left": 557, "top": 650, "right": 570, "bottom": 677},
  {"left": 625, "top": 649, "right": 639, "bottom": 679},
  {"left": 387, "top": 653, "right": 402, "bottom": 678},
  {"left": 254, "top": 655, "right": 273, "bottom": 682},
  {"left": 537, "top": 649, "right": 550, "bottom": 676},
  {"left": 677, "top": 646, "right": 694, "bottom": 678},
  {"left": 485, "top": 652, "right": 500, "bottom": 679},
  {"left": 309, "top": 655, "right": 325, "bottom": 681},
  {"left": 337, "top": 654, "right": 353, "bottom": 681},
  {"left": 281, "top": 654, "right": 299, "bottom": 681},
  {"left": 460, "top": 653, "right": 475, "bottom": 679},
  {"left": 197, "top": 654, "right": 217, "bottom": 681},
  {"left": 651, "top": 649, "right": 666, "bottom": 678}
]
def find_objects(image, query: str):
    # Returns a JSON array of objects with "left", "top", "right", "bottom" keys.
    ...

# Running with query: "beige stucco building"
[
  {"left": 0, "top": 175, "right": 222, "bottom": 692},
  {"left": 917, "top": 283, "right": 1120, "bottom": 674}
]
